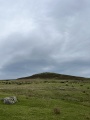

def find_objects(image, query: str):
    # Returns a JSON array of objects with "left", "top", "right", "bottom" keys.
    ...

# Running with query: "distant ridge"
[{"left": 18, "top": 72, "right": 87, "bottom": 80}]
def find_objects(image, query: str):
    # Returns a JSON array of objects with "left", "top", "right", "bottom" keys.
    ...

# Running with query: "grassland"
[{"left": 0, "top": 78, "right": 90, "bottom": 120}]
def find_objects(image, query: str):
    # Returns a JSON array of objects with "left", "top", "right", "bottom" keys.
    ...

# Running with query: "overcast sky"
[{"left": 0, "top": 0, "right": 90, "bottom": 79}]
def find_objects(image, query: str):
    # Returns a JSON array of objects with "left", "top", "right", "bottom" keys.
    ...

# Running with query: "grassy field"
[{"left": 0, "top": 79, "right": 90, "bottom": 120}]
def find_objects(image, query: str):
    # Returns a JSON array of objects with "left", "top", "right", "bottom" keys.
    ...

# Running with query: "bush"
[
  {"left": 53, "top": 108, "right": 60, "bottom": 114},
  {"left": 65, "top": 83, "right": 68, "bottom": 86},
  {"left": 17, "top": 82, "right": 22, "bottom": 85},
  {"left": 82, "top": 91, "right": 86, "bottom": 93}
]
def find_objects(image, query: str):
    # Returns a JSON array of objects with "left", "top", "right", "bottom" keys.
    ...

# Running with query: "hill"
[
  {"left": 18, "top": 72, "right": 87, "bottom": 80},
  {"left": 0, "top": 72, "right": 90, "bottom": 120}
]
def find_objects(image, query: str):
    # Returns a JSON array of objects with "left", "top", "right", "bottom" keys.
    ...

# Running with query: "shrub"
[
  {"left": 82, "top": 91, "right": 86, "bottom": 93},
  {"left": 65, "top": 83, "right": 68, "bottom": 86},
  {"left": 17, "top": 82, "right": 22, "bottom": 85},
  {"left": 53, "top": 108, "right": 60, "bottom": 114},
  {"left": 87, "top": 87, "right": 90, "bottom": 89}
]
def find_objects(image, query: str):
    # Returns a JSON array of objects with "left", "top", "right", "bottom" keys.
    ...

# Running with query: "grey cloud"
[{"left": 0, "top": 0, "right": 90, "bottom": 79}]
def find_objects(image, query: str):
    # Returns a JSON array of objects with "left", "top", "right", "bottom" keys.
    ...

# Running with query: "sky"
[{"left": 0, "top": 0, "right": 90, "bottom": 79}]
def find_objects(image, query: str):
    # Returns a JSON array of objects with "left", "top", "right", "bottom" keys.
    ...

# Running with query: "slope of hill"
[
  {"left": 0, "top": 72, "right": 90, "bottom": 120},
  {"left": 18, "top": 72, "right": 86, "bottom": 80}
]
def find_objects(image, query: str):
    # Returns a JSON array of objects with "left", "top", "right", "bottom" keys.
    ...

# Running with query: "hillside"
[
  {"left": 0, "top": 72, "right": 90, "bottom": 120},
  {"left": 18, "top": 72, "right": 87, "bottom": 80}
]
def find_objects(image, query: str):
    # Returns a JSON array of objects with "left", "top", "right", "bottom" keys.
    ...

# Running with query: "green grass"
[{"left": 0, "top": 79, "right": 90, "bottom": 120}]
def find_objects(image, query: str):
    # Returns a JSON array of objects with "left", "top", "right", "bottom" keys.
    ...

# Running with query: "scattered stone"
[{"left": 3, "top": 96, "right": 17, "bottom": 104}]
